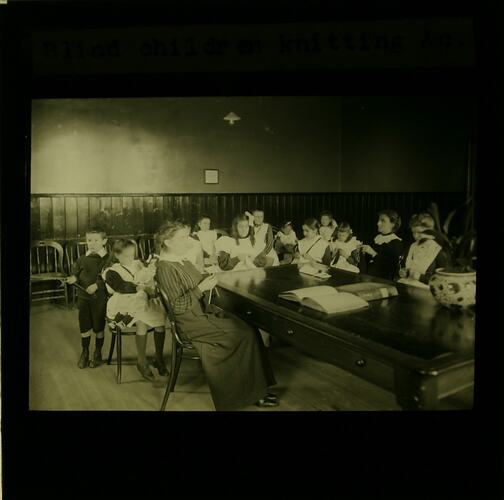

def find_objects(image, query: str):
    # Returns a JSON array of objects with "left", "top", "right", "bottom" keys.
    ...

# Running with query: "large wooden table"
[{"left": 213, "top": 265, "right": 475, "bottom": 410}]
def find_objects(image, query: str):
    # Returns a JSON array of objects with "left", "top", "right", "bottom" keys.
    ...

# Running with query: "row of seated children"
[
  {"left": 190, "top": 209, "right": 360, "bottom": 273},
  {"left": 190, "top": 208, "right": 451, "bottom": 288},
  {"left": 190, "top": 209, "right": 343, "bottom": 271},
  {"left": 187, "top": 210, "right": 371, "bottom": 274}
]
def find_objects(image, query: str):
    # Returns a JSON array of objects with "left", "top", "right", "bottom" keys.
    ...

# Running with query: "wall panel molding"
[{"left": 31, "top": 191, "right": 466, "bottom": 245}]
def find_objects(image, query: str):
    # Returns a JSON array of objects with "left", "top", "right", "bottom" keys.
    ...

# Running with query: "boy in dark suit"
[{"left": 67, "top": 227, "right": 109, "bottom": 369}]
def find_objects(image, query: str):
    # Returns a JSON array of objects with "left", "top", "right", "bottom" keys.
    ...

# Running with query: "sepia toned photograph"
[{"left": 28, "top": 95, "right": 476, "bottom": 411}]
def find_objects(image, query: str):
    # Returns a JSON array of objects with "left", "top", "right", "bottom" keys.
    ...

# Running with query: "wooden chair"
[
  {"left": 155, "top": 280, "right": 201, "bottom": 411},
  {"left": 138, "top": 235, "right": 157, "bottom": 261},
  {"left": 105, "top": 316, "right": 154, "bottom": 384},
  {"left": 64, "top": 240, "right": 88, "bottom": 305},
  {"left": 30, "top": 240, "right": 69, "bottom": 306}
]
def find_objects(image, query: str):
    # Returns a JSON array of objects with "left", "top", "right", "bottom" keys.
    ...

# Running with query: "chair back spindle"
[
  {"left": 139, "top": 235, "right": 156, "bottom": 261},
  {"left": 30, "top": 240, "right": 68, "bottom": 306},
  {"left": 32, "top": 240, "right": 65, "bottom": 275}
]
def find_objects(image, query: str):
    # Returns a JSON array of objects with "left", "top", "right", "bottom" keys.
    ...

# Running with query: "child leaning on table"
[{"left": 66, "top": 227, "right": 110, "bottom": 370}]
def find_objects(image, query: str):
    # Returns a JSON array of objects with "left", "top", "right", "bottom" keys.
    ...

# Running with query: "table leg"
[{"left": 394, "top": 367, "right": 439, "bottom": 410}]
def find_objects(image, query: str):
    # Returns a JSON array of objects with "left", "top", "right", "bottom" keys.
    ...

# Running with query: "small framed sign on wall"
[{"left": 204, "top": 169, "right": 219, "bottom": 184}]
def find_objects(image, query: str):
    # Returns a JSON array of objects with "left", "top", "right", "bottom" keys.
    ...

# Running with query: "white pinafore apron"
[
  {"left": 103, "top": 261, "right": 166, "bottom": 327},
  {"left": 298, "top": 236, "right": 329, "bottom": 263},
  {"left": 216, "top": 235, "right": 279, "bottom": 271}
]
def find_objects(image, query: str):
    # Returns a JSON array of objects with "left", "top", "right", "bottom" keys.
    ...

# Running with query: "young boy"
[{"left": 67, "top": 227, "right": 109, "bottom": 369}]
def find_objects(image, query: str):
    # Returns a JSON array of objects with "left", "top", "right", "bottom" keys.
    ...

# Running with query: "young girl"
[
  {"left": 293, "top": 218, "right": 332, "bottom": 267},
  {"left": 103, "top": 239, "right": 167, "bottom": 382},
  {"left": 155, "top": 220, "right": 278, "bottom": 410},
  {"left": 319, "top": 211, "right": 338, "bottom": 242},
  {"left": 217, "top": 213, "right": 279, "bottom": 271},
  {"left": 329, "top": 221, "right": 361, "bottom": 273},
  {"left": 274, "top": 221, "right": 298, "bottom": 264},
  {"left": 192, "top": 214, "right": 218, "bottom": 264},
  {"left": 360, "top": 209, "right": 403, "bottom": 280},
  {"left": 247, "top": 209, "right": 276, "bottom": 265},
  {"left": 398, "top": 213, "right": 451, "bottom": 287}
]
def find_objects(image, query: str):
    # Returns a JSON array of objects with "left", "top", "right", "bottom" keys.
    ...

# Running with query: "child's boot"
[
  {"left": 135, "top": 333, "right": 155, "bottom": 381},
  {"left": 90, "top": 335, "right": 104, "bottom": 368},
  {"left": 78, "top": 336, "right": 91, "bottom": 369}
]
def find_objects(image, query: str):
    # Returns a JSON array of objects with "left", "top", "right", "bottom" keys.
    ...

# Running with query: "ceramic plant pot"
[{"left": 428, "top": 268, "right": 476, "bottom": 309}]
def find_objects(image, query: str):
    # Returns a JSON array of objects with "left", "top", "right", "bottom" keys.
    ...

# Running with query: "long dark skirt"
[{"left": 175, "top": 298, "right": 276, "bottom": 411}]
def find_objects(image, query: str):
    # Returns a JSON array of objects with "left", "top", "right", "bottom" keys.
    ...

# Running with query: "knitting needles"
[
  {"left": 68, "top": 281, "right": 98, "bottom": 299},
  {"left": 207, "top": 274, "right": 220, "bottom": 306}
]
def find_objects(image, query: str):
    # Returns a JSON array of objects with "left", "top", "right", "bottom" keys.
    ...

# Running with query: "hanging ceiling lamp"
[{"left": 224, "top": 111, "right": 241, "bottom": 126}]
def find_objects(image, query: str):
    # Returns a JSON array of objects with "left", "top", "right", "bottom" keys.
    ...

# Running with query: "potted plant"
[{"left": 426, "top": 198, "right": 476, "bottom": 309}]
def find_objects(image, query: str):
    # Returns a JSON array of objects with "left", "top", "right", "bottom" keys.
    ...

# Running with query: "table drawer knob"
[
  {"left": 246, "top": 310, "right": 252, "bottom": 315},
  {"left": 356, "top": 359, "right": 366, "bottom": 367},
  {"left": 286, "top": 329, "right": 295, "bottom": 336}
]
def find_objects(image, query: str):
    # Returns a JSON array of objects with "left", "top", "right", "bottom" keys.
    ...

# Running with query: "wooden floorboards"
[{"left": 29, "top": 302, "right": 474, "bottom": 411}]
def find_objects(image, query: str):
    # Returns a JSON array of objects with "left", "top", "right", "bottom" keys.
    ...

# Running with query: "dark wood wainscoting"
[{"left": 31, "top": 192, "right": 466, "bottom": 244}]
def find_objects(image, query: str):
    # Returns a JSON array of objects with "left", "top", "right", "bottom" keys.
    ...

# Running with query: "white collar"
[
  {"left": 374, "top": 233, "right": 401, "bottom": 245},
  {"left": 86, "top": 248, "right": 107, "bottom": 257}
]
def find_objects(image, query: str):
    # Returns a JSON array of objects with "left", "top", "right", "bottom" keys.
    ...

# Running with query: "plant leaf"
[
  {"left": 442, "top": 208, "right": 458, "bottom": 235},
  {"left": 443, "top": 196, "right": 473, "bottom": 235},
  {"left": 428, "top": 202, "right": 443, "bottom": 233}
]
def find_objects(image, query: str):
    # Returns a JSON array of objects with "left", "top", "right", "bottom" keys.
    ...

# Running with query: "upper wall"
[
  {"left": 30, "top": 96, "right": 342, "bottom": 194},
  {"left": 341, "top": 96, "right": 476, "bottom": 192},
  {"left": 30, "top": 96, "right": 475, "bottom": 194}
]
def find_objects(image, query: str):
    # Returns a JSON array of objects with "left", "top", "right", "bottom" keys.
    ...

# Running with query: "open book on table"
[{"left": 278, "top": 285, "right": 369, "bottom": 314}]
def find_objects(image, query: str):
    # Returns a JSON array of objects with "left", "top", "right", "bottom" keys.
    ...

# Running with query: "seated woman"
[
  {"left": 154, "top": 220, "right": 278, "bottom": 410},
  {"left": 397, "top": 213, "right": 451, "bottom": 287},
  {"left": 216, "top": 213, "right": 279, "bottom": 271},
  {"left": 103, "top": 239, "right": 167, "bottom": 381},
  {"left": 293, "top": 218, "right": 332, "bottom": 268},
  {"left": 360, "top": 209, "right": 404, "bottom": 281},
  {"left": 191, "top": 214, "right": 219, "bottom": 265},
  {"left": 329, "top": 221, "right": 361, "bottom": 273},
  {"left": 274, "top": 220, "right": 298, "bottom": 264}
]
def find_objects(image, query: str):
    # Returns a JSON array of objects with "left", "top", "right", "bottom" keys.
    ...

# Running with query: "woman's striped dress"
[{"left": 156, "top": 259, "right": 276, "bottom": 411}]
